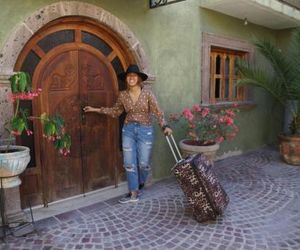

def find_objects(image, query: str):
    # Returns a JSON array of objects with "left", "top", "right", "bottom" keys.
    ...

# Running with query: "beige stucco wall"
[{"left": 0, "top": 0, "right": 289, "bottom": 179}]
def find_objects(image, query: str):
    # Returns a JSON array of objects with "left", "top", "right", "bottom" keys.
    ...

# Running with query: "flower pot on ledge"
[
  {"left": 0, "top": 145, "right": 30, "bottom": 188},
  {"left": 179, "top": 139, "right": 220, "bottom": 162},
  {"left": 0, "top": 145, "right": 30, "bottom": 225},
  {"left": 278, "top": 134, "right": 300, "bottom": 165}
]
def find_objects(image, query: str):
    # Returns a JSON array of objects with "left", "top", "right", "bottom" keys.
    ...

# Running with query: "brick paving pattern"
[{"left": 1, "top": 147, "right": 300, "bottom": 249}]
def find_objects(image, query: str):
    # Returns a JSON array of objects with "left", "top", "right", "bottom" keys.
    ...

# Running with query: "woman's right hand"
[
  {"left": 83, "top": 106, "right": 98, "bottom": 113},
  {"left": 164, "top": 127, "right": 173, "bottom": 136}
]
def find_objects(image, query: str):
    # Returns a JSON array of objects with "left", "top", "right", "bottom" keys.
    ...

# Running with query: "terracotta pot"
[
  {"left": 0, "top": 145, "right": 30, "bottom": 188},
  {"left": 278, "top": 134, "right": 300, "bottom": 165},
  {"left": 179, "top": 139, "right": 220, "bottom": 161}
]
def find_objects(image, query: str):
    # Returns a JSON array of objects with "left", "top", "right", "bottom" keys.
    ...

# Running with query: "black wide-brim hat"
[{"left": 118, "top": 64, "right": 148, "bottom": 81}]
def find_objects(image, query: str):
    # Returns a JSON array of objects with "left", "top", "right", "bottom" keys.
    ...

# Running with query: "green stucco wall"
[{"left": 0, "top": 0, "right": 289, "bottom": 180}]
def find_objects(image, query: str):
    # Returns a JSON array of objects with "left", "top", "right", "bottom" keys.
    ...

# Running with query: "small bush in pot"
[{"left": 169, "top": 104, "right": 239, "bottom": 146}]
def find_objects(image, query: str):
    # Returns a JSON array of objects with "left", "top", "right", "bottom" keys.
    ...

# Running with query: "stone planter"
[
  {"left": 179, "top": 139, "right": 220, "bottom": 161},
  {"left": 278, "top": 134, "right": 300, "bottom": 165},
  {"left": 0, "top": 145, "right": 30, "bottom": 188}
]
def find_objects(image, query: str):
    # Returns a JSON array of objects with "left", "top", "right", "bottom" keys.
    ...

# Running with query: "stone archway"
[{"left": 0, "top": 1, "right": 151, "bottom": 77}]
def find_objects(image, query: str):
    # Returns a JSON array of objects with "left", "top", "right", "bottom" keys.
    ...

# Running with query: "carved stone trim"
[
  {"left": 0, "top": 74, "right": 14, "bottom": 140},
  {"left": 0, "top": 1, "right": 153, "bottom": 79},
  {"left": 201, "top": 32, "right": 255, "bottom": 104},
  {"left": 0, "top": 74, "right": 12, "bottom": 85}
]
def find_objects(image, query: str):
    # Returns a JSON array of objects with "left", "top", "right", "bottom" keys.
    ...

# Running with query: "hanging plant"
[{"left": 4, "top": 71, "right": 71, "bottom": 156}]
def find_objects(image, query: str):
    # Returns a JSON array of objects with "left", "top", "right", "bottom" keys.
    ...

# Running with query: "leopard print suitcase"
[
  {"left": 172, "top": 153, "right": 229, "bottom": 222},
  {"left": 166, "top": 135, "right": 229, "bottom": 222}
]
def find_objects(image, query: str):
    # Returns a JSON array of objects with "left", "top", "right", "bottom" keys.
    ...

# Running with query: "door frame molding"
[{"left": 0, "top": 1, "right": 153, "bottom": 82}]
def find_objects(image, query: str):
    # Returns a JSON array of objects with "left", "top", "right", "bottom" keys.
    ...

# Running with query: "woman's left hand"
[{"left": 164, "top": 127, "right": 173, "bottom": 136}]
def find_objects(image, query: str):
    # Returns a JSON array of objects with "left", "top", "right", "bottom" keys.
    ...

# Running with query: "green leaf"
[
  {"left": 11, "top": 116, "right": 26, "bottom": 133},
  {"left": 18, "top": 72, "right": 28, "bottom": 92},
  {"left": 236, "top": 59, "right": 286, "bottom": 105},
  {"left": 25, "top": 72, "right": 32, "bottom": 91},
  {"left": 43, "top": 121, "right": 56, "bottom": 136},
  {"left": 52, "top": 115, "right": 64, "bottom": 127},
  {"left": 9, "top": 74, "right": 19, "bottom": 93}
]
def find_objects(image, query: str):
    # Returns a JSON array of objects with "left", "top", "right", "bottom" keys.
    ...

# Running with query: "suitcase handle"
[{"left": 165, "top": 134, "right": 183, "bottom": 163}]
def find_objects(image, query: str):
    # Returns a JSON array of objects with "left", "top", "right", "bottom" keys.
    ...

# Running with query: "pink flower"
[
  {"left": 26, "top": 129, "right": 33, "bottom": 136},
  {"left": 192, "top": 104, "right": 201, "bottom": 112},
  {"left": 182, "top": 108, "right": 194, "bottom": 121},
  {"left": 219, "top": 116, "right": 225, "bottom": 123},
  {"left": 8, "top": 89, "right": 42, "bottom": 102},
  {"left": 59, "top": 148, "right": 71, "bottom": 156},
  {"left": 224, "top": 116, "right": 234, "bottom": 125},
  {"left": 169, "top": 104, "right": 239, "bottom": 145},
  {"left": 215, "top": 137, "right": 225, "bottom": 143},
  {"left": 225, "top": 109, "right": 235, "bottom": 117},
  {"left": 201, "top": 108, "right": 210, "bottom": 117}
]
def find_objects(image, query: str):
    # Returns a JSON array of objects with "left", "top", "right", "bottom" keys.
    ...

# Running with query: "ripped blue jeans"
[{"left": 122, "top": 123, "right": 154, "bottom": 192}]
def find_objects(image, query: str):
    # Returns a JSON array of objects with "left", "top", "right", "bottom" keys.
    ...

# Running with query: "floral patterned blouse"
[{"left": 99, "top": 88, "right": 167, "bottom": 127}]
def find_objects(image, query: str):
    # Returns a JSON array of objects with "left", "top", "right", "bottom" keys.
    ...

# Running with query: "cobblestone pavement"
[{"left": 1, "top": 147, "right": 300, "bottom": 250}]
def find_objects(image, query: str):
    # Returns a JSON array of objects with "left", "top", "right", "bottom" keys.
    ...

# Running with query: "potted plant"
[
  {"left": 169, "top": 104, "right": 239, "bottom": 161},
  {"left": 236, "top": 29, "right": 300, "bottom": 165},
  {"left": 0, "top": 72, "right": 71, "bottom": 188}
]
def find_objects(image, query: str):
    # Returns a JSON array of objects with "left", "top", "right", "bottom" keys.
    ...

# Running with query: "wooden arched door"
[{"left": 15, "top": 17, "right": 134, "bottom": 207}]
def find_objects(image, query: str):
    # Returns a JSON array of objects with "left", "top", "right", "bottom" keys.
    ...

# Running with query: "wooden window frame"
[
  {"left": 210, "top": 47, "right": 246, "bottom": 103},
  {"left": 201, "top": 32, "right": 255, "bottom": 106}
]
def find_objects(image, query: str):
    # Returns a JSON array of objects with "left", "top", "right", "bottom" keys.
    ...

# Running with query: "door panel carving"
[
  {"left": 49, "top": 63, "right": 77, "bottom": 90},
  {"left": 81, "top": 63, "right": 104, "bottom": 90}
]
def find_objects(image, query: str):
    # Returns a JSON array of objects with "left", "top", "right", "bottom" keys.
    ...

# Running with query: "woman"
[{"left": 84, "top": 64, "right": 172, "bottom": 203}]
